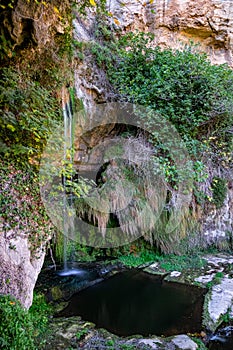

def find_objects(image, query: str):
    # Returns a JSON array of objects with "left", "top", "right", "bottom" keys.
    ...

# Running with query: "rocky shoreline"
[{"left": 37, "top": 253, "right": 233, "bottom": 349}]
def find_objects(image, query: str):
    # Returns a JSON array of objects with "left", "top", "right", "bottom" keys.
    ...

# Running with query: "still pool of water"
[{"left": 59, "top": 269, "right": 206, "bottom": 337}]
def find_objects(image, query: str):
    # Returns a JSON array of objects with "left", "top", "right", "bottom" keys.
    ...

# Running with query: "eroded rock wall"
[
  {"left": 202, "top": 182, "right": 233, "bottom": 245},
  {"left": 0, "top": 0, "right": 69, "bottom": 51},
  {"left": 73, "top": 0, "right": 233, "bottom": 110},
  {"left": 0, "top": 0, "right": 69, "bottom": 308},
  {"left": 0, "top": 230, "right": 46, "bottom": 308},
  {"left": 73, "top": 0, "right": 233, "bottom": 247},
  {"left": 107, "top": 0, "right": 233, "bottom": 66}
]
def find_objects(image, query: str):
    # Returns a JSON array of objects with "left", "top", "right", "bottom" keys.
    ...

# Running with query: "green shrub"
[
  {"left": 92, "top": 31, "right": 233, "bottom": 184},
  {"left": 0, "top": 293, "right": 51, "bottom": 350},
  {"left": 109, "top": 33, "right": 233, "bottom": 142},
  {"left": 0, "top": 67, "right": 61, "bottom": 166},
  {"left": 120, "top": 250, "right": 207, "bottom": 270},
  {"left": 29, "top": 293, "right": 52, "bottom": 338},
  {"left": 212, "top": 176, "right": 227, "bottom": 209},
  {"left": 158, "top": 254, "right": 207, "bottom": 272},
  {"left": 119, "top": 251, "right": 160, "bottom": 267},
  {"left": 0, "top": 295, "right": 36, "bottom": 350}
]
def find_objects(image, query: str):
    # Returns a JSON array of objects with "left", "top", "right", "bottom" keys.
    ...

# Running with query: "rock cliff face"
[
  {"left": 1, "top": 0, "right": 233, "bottom": 307},
  {"left": 107, "top": 0, "right": 233, "bottom": 66},
  {"left": 0, "top": 230, "right": 46, "bottom": 308},
  {"left": 74, "top": 0, "right": 233, "bottom": 109},
  {"left": 0, "top": 0, "right": 68, "bottom": 52},
  {"left": 0, "top": 0, "right": 69, "bottom": 308},
  {"left": 73, "top": 0, "right": 233, "bottom": 246},
  {"left": 202, "top": 182, "right": 233, "bottom": 245}
]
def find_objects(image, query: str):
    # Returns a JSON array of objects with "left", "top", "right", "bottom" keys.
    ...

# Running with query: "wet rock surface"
[
  {"left": 43, "top": 316, "right": 201, "bottom": 350},
  {"left": 145, "top": 253, "right": 233, "bottom": 333},
  {"left": 36, "top": 260, "right": 125, "bottom": 305},
  {"left": 38, "top": 253, "right": 233, "bottom": 349},
  {"left": 208, "top": 325, "right": 233, "bottom": 349},
  {"left": 171, "top": 335, "right": 198, "bottom": 350}
]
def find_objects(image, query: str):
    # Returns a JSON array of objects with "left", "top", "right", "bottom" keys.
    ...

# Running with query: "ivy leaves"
[
  {"left": 0, "top": 68, "right": 61, "bottom": 167},
  {"left": 110, "top": 33, "right": 233, "bottom": 142}
]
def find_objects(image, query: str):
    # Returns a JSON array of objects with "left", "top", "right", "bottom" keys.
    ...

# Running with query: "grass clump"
[
  {"left": 119, "top": 251, "right": 159, "bottom": 267},
  {"left": 158, "top": 254, "right": 207, "bottom": 272},
  {"left": 119, "top": 250, "right": 207, "bottom": 271}
]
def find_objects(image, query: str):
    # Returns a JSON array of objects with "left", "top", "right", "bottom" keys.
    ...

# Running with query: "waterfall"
[
  {"left": 62, "top": 90, "right": 74, "bottom": 271},
  {"left": 58, "top": 88, "right": 90, "bottom": 276}
]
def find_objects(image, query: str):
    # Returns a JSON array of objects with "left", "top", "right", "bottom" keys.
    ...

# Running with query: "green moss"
[
  {"left": 119, "top": 251, "right": 207, "bottom": 271},
  {"left": 159, "top": 254, "right": 207, "bottom": 272},
  {"left": 205, "top": 271, "right": 224, "bottom": 289},
  {"left": 0, "top": 165, "right": 52, "bottom": 255},
  {"left": 212, "top": 176, "right": 227, "bottom": 209},
  {"left": 51, "top": 286, "right": 63, "bottom": 301},
  {"left": 191, "top": 338, "right": 208, "bottom": 350}
]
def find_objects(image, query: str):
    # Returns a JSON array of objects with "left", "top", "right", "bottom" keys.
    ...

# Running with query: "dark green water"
[{"left": 59, "top": 270, "right": 206, "bottom": 337}]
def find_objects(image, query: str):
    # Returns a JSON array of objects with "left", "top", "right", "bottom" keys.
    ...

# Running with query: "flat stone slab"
[
  {"left": 145, "top": 253, "right": 233, "bottom": 332},
  {"left": 203, "top": 254, "right": 233, "bottom": 267},
  {"left": 170, "top": 271, "right": 182, "bottom": 277},
  {"left": 194, "top": 273, "right": 216, "bottom": 284},
  {"left": 163, "top": 269, "right": 202, "bottom": 285},
  {"left": 207, "top": 277, "right": 233, "bottom": 330},
  {"left": 171, "top": 335, "right": 198, "bottom": 350},
  {"left": 138, "top": 338, "right": 162, "bottom": 349},
  {"left": 143, "top": 263, "right": 168, "bottom": 276}
]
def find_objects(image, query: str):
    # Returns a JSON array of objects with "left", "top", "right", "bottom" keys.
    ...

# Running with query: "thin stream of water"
[{"left": 62, "top": 94, "right": 74, "bottom": 272}]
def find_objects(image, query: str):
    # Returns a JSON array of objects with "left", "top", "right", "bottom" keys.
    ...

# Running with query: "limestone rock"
[
  {"left": 201, "top": 184, "right": 233, "bottom": 244},
  {"left": 138, "top": 338, "right": 162, "bottom": 349},
  {"left": 1, "top": 0, "right": 69, "bottom": 50},
  {"left": 171, "top": 334, "right": 198, "bottom": 350},
  {"left": 106, "top": 0, "right": 233, "bottom": 66},
  {"left": 73, "top": 0, "right": 233, "bottom": 113},
  {"left": 206, "top": 277, "right": 233, "bottom": 331},
  {"left": 0, "top": 232, "right": 46, "bottom": 309}
]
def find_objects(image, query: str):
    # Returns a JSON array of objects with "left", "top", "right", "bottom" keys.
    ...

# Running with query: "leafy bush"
[
  {"left": 0, "top": 293, "right": 51, "bottom": 350},
  {"left": 91, "top": 31, "right": 233, "bottom": 184},
  {"left": 119, "top": 251, "right": 160, "bottom": 267},
  {"left": 29, "top": 293, "right": 52, "bottom": 341},
  {"left": 109, "top": 33, "right": 233, "bottom": 143},
  {"left": 211, "top": 176, "right": 227, "bottom": 208},
  {"left": 158, "top": 254, "right": 207, "bottom": 272},
  {"left": 0, "top": 68, "right": 61, "bottom": 166}
]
